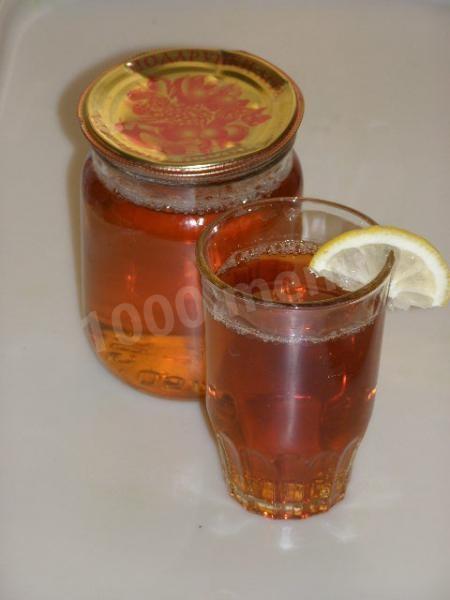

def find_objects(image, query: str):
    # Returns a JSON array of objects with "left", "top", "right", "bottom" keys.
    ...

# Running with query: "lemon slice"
[{"left": 309, "top": 226, "right": 449, "bottom": 309}]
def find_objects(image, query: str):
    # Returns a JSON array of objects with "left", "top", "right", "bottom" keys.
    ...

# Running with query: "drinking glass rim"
[{"left": 196, "top": 196, "right": 395, "bottom": 309}]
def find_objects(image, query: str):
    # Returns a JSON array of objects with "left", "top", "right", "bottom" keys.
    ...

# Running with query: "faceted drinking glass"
[{"left": 197, "top": 197, "right": 394, "bottom": 518}]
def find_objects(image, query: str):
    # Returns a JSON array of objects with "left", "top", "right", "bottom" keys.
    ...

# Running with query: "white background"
[{"left": 0, "top": 1, "right": 449, "bottom": 598}]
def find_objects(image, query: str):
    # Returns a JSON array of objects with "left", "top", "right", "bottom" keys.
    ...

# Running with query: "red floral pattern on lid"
[{"left": 116, "top": 74, "right": 271, "bottom": 157}]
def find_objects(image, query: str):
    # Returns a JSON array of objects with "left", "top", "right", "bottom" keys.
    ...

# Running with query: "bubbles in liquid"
[
  {"left": 207, "top": 240, "right": 380, "bottom": 345},
  {"left": 206, "top": 301, "right": 376, "bottom": 345},
  {"left": 217, "top": 239, "right": 319, "bottom": 275},
  {"left": 92, "top": 150, "right": 294, "bottom": 215}
]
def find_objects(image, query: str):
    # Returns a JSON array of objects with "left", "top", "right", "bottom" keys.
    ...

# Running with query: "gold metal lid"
[{"left": 79, "top": 48, "right": 304, "bottom": 183}]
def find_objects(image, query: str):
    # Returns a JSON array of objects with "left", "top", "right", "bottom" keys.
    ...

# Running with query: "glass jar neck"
[{"left": 91, "top": 149, "right": 295, "bottom": 215}]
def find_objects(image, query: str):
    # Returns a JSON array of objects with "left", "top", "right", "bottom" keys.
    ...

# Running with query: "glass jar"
[{"left": 79, "top": 48, "right": 304, "bottom": 398}]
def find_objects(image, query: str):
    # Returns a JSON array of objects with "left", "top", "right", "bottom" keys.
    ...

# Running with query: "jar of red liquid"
[{"left": 78, "top": 48, "right": 304, "bottom": 398}]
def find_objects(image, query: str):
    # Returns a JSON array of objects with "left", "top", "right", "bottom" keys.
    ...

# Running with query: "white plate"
[{"left": 1, "top": 1, "right": 449, "bottom": 598}]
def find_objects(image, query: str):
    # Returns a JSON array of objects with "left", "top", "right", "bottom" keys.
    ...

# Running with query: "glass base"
[
  {"left": 227, "top": 479, "right": 346, "bottom": 519},
  {"left": 87, "top": 324, "right": 204, "bottom": 399},
  {"left": 217, "top": 433, "right": 359, "bottom": 519}
]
